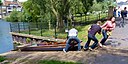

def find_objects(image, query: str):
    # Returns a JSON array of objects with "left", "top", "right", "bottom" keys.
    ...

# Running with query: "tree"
[
  {"left": 23, "top": 0, "right": 73, "bottom": 30},
  {"left": 81, "top": 0, "right": 93, "bottom": 14},
  {"left": 5, "top": 10, "right": 19, "bottom": 22},
  {"left": 23, "top": 0, "right": 41, "bottom": 22},
  {"left": 49, "top": 0, "right": 72, "bottom": 29}
]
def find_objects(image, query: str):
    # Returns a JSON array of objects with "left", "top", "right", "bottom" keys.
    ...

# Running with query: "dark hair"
[
  {"left": 107, "top": 16, "right": 114, "bottom": 20},
  {"left": 124, "top": 7, "right": 127, "bottom": 9},
  {"left": 109, "top": 16, "right": 115, "bottom": 23},
  {"left": 97, "top": 21, "right": 101, "bottom": 24}
]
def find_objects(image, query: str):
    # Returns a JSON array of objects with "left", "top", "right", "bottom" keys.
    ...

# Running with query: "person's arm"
[
  {"left": 98, "top": 28, "right": 102, "bottom": 34},
  {"left": 101, "top": 21, "right": 108, "bottom": 28},
  {"left": 88, "top": 25, "right": 92, "bottom": 32}
]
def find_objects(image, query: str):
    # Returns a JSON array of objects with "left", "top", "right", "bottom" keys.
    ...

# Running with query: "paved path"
[
  {"left": 106, "top": 19, "right": 128, "bottom": 50},
  {"left": 91, "top": 18, "right": 128, "bottom": 64}
]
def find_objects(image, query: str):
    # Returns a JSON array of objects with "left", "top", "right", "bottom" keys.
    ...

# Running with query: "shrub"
[{"left": 0, "top": 56, "right": 6, "bottom": 62}]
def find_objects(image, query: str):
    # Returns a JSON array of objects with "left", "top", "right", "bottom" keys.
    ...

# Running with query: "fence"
[{"left": 10, "top": 13, "right": 108, "bottom": 39}]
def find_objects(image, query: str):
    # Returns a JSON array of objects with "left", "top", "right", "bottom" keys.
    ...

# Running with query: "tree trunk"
[
  {"left": 48, "top": 20, "right": 51, "bottom": 30},
  {"left": 57, "top": 15, "right": 63, "bottom": 28},
  {"left": 108, "top": 6, "right": 113, "bottom": 19}
]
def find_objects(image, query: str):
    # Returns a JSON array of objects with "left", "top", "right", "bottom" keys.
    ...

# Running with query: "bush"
[
  {"left": 0, "top": 56, "right": 6, "bottom": 62},
  {"left": 26, "top": 38, "right": 31, "bottom": 44}
]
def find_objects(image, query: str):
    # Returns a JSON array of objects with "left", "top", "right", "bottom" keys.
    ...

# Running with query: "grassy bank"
[
  {"left": 0, "top": 56, "right": 6, "bottom": 62},
  {"left": 38, "top": 60, "right": 81, "bottom": 64}
]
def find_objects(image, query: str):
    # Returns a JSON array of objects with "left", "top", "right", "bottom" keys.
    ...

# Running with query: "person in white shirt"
[
  {"left": 116, "top": 6, "right": 121, "bottom": 17},
  {"left": 63, "top": 28, "right": 81, "bottom": 53}
]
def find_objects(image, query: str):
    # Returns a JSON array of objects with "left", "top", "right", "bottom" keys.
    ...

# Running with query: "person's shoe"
[
  {"left": 63, "top": 48, "right": 67, "bottom": 53},
  {"left": 83, "top": 48, "right": 88, "bottom": 51},
  {"left": 99, "top": 43, "right": 103, "bottom": 47},
  {"left": 102, "top": 45, "right": 107, "bottom": 48},
  {"left": 89, "top": 47, "right": 93, "bottom": 51}
]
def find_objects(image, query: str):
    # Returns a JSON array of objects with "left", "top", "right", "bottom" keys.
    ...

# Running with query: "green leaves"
[
  {"left": 0, "top": 56, "right": 6, "bottom": 62},
  {"left": 81, "top": 0, "right": 93, "bottom": 14}
]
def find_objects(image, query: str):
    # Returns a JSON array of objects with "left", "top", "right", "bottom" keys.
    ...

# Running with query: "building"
[{"left": 0, "top": 0, "right": 27, "bottom": 18}]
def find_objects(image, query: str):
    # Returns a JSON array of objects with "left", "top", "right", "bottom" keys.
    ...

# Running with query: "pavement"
[
  {"left": 106, "top": 18, "right": 128, "bottom": 50},
  {"left": 91, "top": 18, "right": 128, "bottom": 64}
]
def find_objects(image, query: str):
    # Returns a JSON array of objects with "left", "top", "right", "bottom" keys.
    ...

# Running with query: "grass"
[
  {"left": 20, "top": 29, "right": 67, "bottom": 39},
  {"left": 38, "top": 60, "right": 81, "bottom": 64},
  {"left": 75, "top": 13, "right": 107, "bottom": 22},
  {"left": 0, "top": 56, "right": 6, "bottom": 62}
]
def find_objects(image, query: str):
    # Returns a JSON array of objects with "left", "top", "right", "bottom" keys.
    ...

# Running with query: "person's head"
[
  {"left": 124, "top": 7, "right": 127, "bottom": 10},
  {"left": 114, "top": 7, "right": 116, "bottom": 9},
  {"left": 96, "top": 21, "right": 102, "bottom": 26},
  {"left": 109, "top": 16, "right": 115, "bottom": 23}
]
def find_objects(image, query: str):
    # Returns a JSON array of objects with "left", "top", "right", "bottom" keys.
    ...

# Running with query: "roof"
[{"left": 3, "top": 1, "right": 19, "bottom": 6}]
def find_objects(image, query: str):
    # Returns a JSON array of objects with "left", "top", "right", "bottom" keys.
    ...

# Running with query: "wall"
[{"left": 0, "top": 20, "right": 13, "bottom": 54}]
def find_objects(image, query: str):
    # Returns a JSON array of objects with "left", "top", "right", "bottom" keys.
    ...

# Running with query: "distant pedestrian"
[
  {"left": 100, "top": 16, "right": 116, "bottom": 46},
  {"left": 116, "top": 6, "right": 121, "bottom": 17},
  {"left": 121, "top": 7, "right": 127, "bottom": 20},
  {"left": 113, "top": 7, "right": 117, "bottom": 17}
]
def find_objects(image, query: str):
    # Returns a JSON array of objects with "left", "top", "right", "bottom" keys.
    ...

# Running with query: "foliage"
[
  {"left": 91, "top": 2, "right": 103, "bottom": 11},
  {"left": 22, "top": 0, "right": 95, "bottom": 29},
  {"left": 38, "top": 60, "right": 81, "bottom": 64},
  {"left": 0, "top": 0, "right": 2, "bottom": 5},
  {"left": 26, "top": 38, "right": 31, "bottom": 43},
  {"left": 7, "top": 10, "right": 19, "bottom": 22},
  {"left": 81, "top": 0, "right": 93, "bottom": 14},
  {"left": 5, "top": 10, "right": 26, "bottom": 22},
  {"left": 90, "top": 0, "right": 116, "bottom": 12},
  {"left": 0, "top": 56, "right": 6, "bottom": 62}
]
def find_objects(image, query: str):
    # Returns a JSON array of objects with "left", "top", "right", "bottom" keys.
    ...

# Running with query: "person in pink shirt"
[{"left": 99, "top": 16, "right": 116, "bottom": 46}]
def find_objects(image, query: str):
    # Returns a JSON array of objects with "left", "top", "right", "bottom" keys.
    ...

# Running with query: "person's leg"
[
  {"left": 84, "top": 34, "right": 91, "bottom": 49},
  {"left": 73, "top": 37, "right": 81, "bottom": 51},
  {"left": 77, "top": 42, "right": 81, "bottom": 51},
  {"left": 90, "top": 36, "right": 98, "bottom": 49},
  {"left": 64, "top": 37, "right": 72, "bottom": 52},
  {"left": 100, "top": 29, "right": 108, "bottom": 45}
]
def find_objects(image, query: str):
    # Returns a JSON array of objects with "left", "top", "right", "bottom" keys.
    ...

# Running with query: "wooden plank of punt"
[
  {"left": 17, "top": 44, "right": 31, "bottom": 51},
  {"left": 19, "top": 45, "right": 65, "bottom": 51},
  {"left": 17, "top": 43, "right": 66, "bottom": 51},
  {"left": 20, "top": 46, "right": 81, "bottom": 51}
]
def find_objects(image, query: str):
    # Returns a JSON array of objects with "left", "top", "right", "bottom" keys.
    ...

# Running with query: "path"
[
  {"left": 106, "top": 18, "right": 128, "bottom": 50},
  {"left": 91, "top": 18, "right": 128, "bottom": 64}
]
